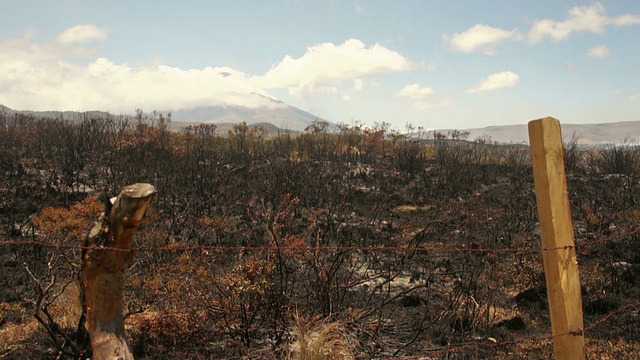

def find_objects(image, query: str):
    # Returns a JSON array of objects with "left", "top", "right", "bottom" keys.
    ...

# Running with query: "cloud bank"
[
  {"left": 528, "top": 2, "right": 640, "bottom": 43},
  {"left": 253, "top": 39, "right": 412, "bottom": 99},
  {"left": 447, "top": 3, "right": 640, "bottom": 54},
  {"left": 0, "top": 26, "right": 281, "bottom": 111},
  {"left": 0, "top": 29, "right": 412, "bottom": 112}
]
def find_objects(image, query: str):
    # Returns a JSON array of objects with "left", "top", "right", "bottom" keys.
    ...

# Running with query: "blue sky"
[{"left": 1, "top": 1, "right": 639, "bottom": 130}]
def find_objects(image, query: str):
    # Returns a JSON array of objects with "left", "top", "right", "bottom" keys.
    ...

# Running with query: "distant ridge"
[
  {"left": 0, "top": 104, "right": 115, "bottom": 120},
  {"left": 0, "top": 100, "right": 324, "bottom": 133},
  {"left": 449, "top": 121, "right": 640, "bottom": 145},
  {"left": 2, "top": 105, "right": 638, "bottom": 144}
]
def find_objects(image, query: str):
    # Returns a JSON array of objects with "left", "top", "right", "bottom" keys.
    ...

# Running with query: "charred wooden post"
[{"left": 80, "top": 183, "right": 156, "bottom": 360}]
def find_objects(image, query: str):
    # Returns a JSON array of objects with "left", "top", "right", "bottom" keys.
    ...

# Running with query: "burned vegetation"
[{"left": 1, "top": 112, "right": 640, "bottom": 359}]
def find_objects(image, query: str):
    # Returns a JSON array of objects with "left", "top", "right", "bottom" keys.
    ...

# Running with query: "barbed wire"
[
  {"left": 0, "top": 224, "right": 636, "bottom": 254},
  {"left": 1, "top": 225, "right": 638, "bottom": 358},
  {"left": 584, "top": 300, "right": 640, "bottom": 332},
  {"left": 0, "top": 239, "right": 536, "bottom": 254},
  {"left": 542, "top": 226, "right": 640, "bottom": 252}
]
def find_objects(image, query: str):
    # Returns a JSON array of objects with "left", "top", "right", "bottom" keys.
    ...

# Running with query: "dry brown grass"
[
  {"left": 0, "top": 282, "right": 82, "bottom": 359},
  {"left": 0, "top": 303, "right": 42, "bottom": 358},
  {"left": 286, "top": 315, "right": 357, "bottom": 360},
  {"left": 391, "top": 205, "right": 434, "bottom": 213},
  {"left": 47, "top": 281, "right": 82, "bottom": 330}
]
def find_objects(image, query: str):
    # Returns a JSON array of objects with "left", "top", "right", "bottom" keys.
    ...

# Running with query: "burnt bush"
[{"left": 2, "top": 112, "right": 640, "bottom": 359}]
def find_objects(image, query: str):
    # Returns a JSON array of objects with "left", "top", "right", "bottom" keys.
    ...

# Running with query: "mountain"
[
  {"left": 163, "top": 92, "right": 323, "bottom": 132},
  {"left": 0, "top": 99, "right": 322, "bottom": 133},
  {"left": 2, "top": 104, "right": 638, "bottom": 144},
  {"left": 167, "top": 103, "right": 321, "bottom": 132},
  {"left": 450, "top": 121, "right": 640, "bottom": 145}
]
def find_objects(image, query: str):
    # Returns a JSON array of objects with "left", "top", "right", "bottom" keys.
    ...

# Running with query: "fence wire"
[
  {"left": 1, "top": 224, "right": 636, "bottom": 253},
  {"left": 1, "top": 225, "right": 639, "bottom": 358}
]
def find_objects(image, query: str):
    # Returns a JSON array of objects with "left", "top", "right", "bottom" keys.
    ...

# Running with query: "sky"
[{"left": 0, "top": 0, "right": 639, "bottom": 130}]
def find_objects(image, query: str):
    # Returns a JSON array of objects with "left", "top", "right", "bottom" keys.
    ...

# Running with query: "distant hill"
[
  {"left": 2, "top": 104, "right": 638, "bottom": 144},
  {"left": 0, "top": 104, "right": 114, "bottom": 121},
  {"left": 0, "top": 98, "right": 323, "bottom": 133},
  {"left": 447, "top": 121, "right": 640, "bottom": 145}
]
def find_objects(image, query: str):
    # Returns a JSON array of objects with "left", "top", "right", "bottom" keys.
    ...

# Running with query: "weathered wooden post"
[
  {"left": 528, "top": 118, "right": 585, "bottom": 359},
  {"left": 80, "top": 183, "right": 157, "bottom": 360}
]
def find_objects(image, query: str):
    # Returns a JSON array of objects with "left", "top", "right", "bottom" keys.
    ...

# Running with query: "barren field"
[{"left": 1, "top": 113, "right": 639, "bottom": 359}]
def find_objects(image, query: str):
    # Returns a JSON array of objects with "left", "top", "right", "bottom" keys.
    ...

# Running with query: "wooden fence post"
[
  {"left": 80, "top": 183, "right": 157, "bottom": 360},
  {"left": 528, "top": 117, "right": 585, "bottom": 359}
]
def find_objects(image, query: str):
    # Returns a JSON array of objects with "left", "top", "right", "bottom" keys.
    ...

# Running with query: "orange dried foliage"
[{"left": 33, "top": 195, "right": 103, "bottom": 242}]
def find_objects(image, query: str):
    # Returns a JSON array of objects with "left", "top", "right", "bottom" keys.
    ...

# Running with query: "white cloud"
[
  {"left": 342, "top": 79, "right": 364, "bottom": 101},
  {"left": 394, "top": 84, "right": 434, "bottom": 100},
  {"left": 394, "top": 84, "right": 450, "bottom": 110},
  {"left": 253, "top": 39, "right": 412, "bottom": 99},
  {"left": 587, "top": 44, "right": 610, "bottom": 58},
  {"left": 0, "top": 26, "right": 281, "bottom": 111},
  {"left": 0, "top": 28, "right": 96, "bottom": 65},
  {"left": 444, "top": 24, "right": 521, "bottom": 55},
  {"left": 611, "top": 13, "right": 640, "bottom": 26},
  {"left": 528, "top": 3, "right": 640, "bottom": 43},
  {"left": 630, "top": 94, "right": 640, "bottom": 101},
  {"left": 467, "top": 71, "right": 519, "bottom": 94},
  {"left": 354, "top": 4, "right": 365, "bottom": 14},
  {"left": 0, "top": 28, "right": 410, "bottom": 112},
  {"left": 57, "top": 24, "right": 108, "bottom": 44},
  {"left": 447, "top": 4, "right": 640, "bottom": 52}
]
